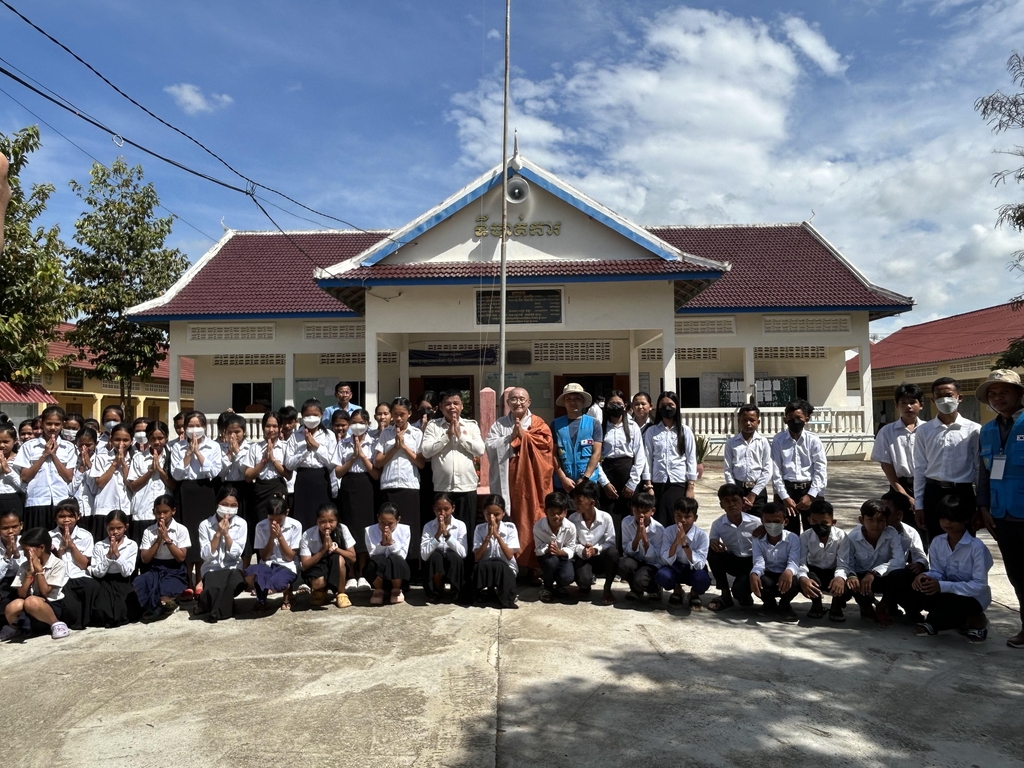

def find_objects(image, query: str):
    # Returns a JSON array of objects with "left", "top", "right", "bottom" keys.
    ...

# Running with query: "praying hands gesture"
[
  {"left": 435, "top": 512, "right": 449, "bottom": 540},
  {"left": 0, "top": 452, "right": 9, "bottom": 476},
  {"left": 156, "top": 518, "right": 171, "bottom": 544},
  {"left": 78, "top": 443, "right": 93, "bottom": 472},
  {"left": 380, "top": 524, "right": 394, "bottom": 548},
  {"left": 107, "top": 531, "right": 122, "bottom": 560},
  {"left": 320, "top": 526, "right": 339, "bottom": 554},
  {"left": 674, "top": 523, "right": 689, "bottom": 548},
  {"left": 447, "top": 415, "right": 461, "bottom": 439},
  {"left": 304, "top": 427, "right": 319, "bottom": 452}
]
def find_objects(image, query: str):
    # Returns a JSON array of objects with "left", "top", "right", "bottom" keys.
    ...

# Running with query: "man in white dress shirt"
[
  {"left": 872, "top": 383, "right": 925, "bottom": 535},
  {"left": 770, "top": 399, "right": 827, "bottom": 534},
  {"left": 912, "top": 377, "right": 980, "bottom": 546},
  {"left": 723, "top": 404, "right": 772, "bottom": 518}
]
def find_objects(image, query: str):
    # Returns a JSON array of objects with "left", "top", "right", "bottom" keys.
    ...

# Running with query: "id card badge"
[{"left": 991, "top": 455, "right": 1007, "bottom": 481}]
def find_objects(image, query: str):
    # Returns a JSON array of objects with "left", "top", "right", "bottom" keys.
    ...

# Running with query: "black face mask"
[
  {"left": 659, "top": 406, "right": 677, "bottom": 420},
  {"left": 811, "top": 523, "right": 831, "bottom": 538},
  {"left": 605, "top": 404, "right": 625, "bottom": 418},
  {"left": 787, "top": 419, "right": 805, "bottom": 434}
]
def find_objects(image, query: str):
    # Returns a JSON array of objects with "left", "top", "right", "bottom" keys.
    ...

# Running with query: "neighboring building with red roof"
[
  {"left": 129, "top": 156, "right": 911, "bottom": 453},
  {"left": 849, "top": 302, "right": 1024, "bottom": 427}
]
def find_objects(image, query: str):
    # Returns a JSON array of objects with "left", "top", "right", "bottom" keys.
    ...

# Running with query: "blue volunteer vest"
[
  {"left": 552, "top": 414, "right": 601, "bottom": 489},
  {"left": 979, "top": 410, "right": 1024, "bottom": 520}
]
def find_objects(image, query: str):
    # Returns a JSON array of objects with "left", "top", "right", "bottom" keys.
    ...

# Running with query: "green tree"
[
  {"left": 978, "top": 53, "right": 1024, "bottom": 368},
  {"left": 0, "top": 125, "right": 75, "bottom": 382},
  {"left": 66, "top": 158, "right": 189, "bottom": 409}
]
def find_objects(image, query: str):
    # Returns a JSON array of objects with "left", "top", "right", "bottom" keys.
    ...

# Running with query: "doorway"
[
  {"left": 553, "top": 374, "right": 628, "bottom": 418},
  {"left": 410, "top": 376, "right": 475, "bottom": 418}
]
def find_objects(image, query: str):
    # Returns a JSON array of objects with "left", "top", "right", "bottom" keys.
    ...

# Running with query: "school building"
[
  {"left": 849, "top": 302, "right": 1024, "bottom": 430},
  {"left": 127, "top": 156, "right": 913, "bottom": 456}
]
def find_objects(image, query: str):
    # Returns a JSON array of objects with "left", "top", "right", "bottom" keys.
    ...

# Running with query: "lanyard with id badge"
[{"left": 991, "top": 453, "right": 1007, "bottom": 481}]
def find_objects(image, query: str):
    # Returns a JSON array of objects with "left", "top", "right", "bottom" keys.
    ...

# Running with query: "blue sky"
[{"left": 2, "top": 0, "right": 1023, "bottom": 333}]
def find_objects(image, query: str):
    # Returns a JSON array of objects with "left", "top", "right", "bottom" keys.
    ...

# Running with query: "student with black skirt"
[
  {"left": 473, "top": 495, "right": 520, "bottom": 609},
  {"left": 88, "top": 510, "right": 138, "bottom": 627},
  {"left": 374, "top": 398, "right": 425, "bottom": 574},
  {"left": 597, "top": 390, "right": 646, "bottom": 546},
  {"left": 364, "top": 502, "right": 412, "bottom": 606},
  {"left": 127, "top": 420, "right": 175, "bottom": 544},
  {"left": 195, "top": 486, "right": 248, "bottom": 622},
  {"left": 284, "top": 399, "right": 337, "bottom": 531},
  {"left": 333, "top": 409, "right": 378, "bottom": 590},
  {"left": 642, "top": 391, "right": 697, "bottom": 527},
  {"left": 170, "top": 411, "right": 223, "bottom": 599},
  {"left": 0, "top": 422, "right": 24, "bottom": 521},
  {"left": 12, "top": 405, "right": 77, "bottom": 531},
  {"left": 49, "top": 498, "right": 99, "bottom": 630},
  {"left": 88, "top": 424, "right": 133, "bottom": 541},
  {"left": 243, "top": 411, "right": 291, "bottom": 523}
]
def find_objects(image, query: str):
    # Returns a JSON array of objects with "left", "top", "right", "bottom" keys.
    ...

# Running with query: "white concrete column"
[
  {"left": 662, "top": 318, "right": 677, "bottom": 394},
  {"left": 284, "top": 352, "right": 295, "bottom": 407},
  {"left": 629, "top": 330, "right": 640, "bottom": 398},
  {"left": 743, "top": 346, "right": 757, "bottom": 405},
  {"left": 168, "top": 354, "right": 180, "bottom": 417},
  {"left": 860, "top": 339, "right": 873, "bottom": 434},
  {"left": 399, "top": 333, "right": 410, "bottom": 398},
  {"left": 364, "top": 319, "right": 378, "bottom": 412}
]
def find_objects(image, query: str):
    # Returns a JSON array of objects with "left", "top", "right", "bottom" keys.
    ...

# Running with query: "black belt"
[
  {"left": 784, "top": 480, "right": 811, "bottom": 491},
  {"left": 925, "top": 479, "right": 973, "bottom": 489},
  {"left": 740, "top": 481, "right": 756, "bottom": 490}
]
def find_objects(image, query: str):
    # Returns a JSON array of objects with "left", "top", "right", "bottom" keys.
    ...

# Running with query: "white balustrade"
[{"left": 204, "top": 413, "right": 265, "bottom": 442}]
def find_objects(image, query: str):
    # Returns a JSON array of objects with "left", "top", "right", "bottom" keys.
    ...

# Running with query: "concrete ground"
[{"left": 2, "top": 462, "right": 1022, "bottom": 768}]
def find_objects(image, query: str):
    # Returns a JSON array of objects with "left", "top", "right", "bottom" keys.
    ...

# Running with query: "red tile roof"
[
  {"left": 649, "top": 224, "right": 909, "bottom": 311},
  {"left": 848, "top": 303, "right": 1024, "bottom": 371},
  {"left": 331, "top": 258, "right": 711, "bottom": 282},
  {"left": 0, "top": 382, "right": 58, "bottom": 404},
  {"left": 48, "top": 323, "right": 194, "bottom": 382}
]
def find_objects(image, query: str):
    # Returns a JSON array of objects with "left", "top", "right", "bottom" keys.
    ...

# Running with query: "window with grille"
[
  {"left": 753, "top": 346, "right": 827, "bottom": 359},
  {"left": 181, "top": 384, "right": 195, "bottom": 396},
  {"left": 948, "top": 359, "right": 992, "bottom": 374},
  {"left": 425, "top": 343, "right": 498, "bottom": 352},
  {"left": 873, "top": 370, "right": 896, "bottom": 383},
  {"left": 319, "top": 352, "right": 398, "bottom": 365},
  {"left": 904, "top": 365, "right": 939, "bottom": 380},
  {"left": 763, "top": 315, "right": 851, "bottom": 334},
  {"left": 188, "top": 323, "right": 275, "bottom": 341},
  {"left": 532, "top": 341, "right": 612, "bottom": 362},
  {"left": 212, "top": 354, "right": 285, "bottom": 366},
  {"left": 303, "top": 323, "right": 364, "bottom": 340},
  {"left": 143, "top": 382, "right": 169, "bottom": 394},
  {"left": 640, "top": 347, "right": 661, "bottom": 361},
  {"left": 676, "top": 317, "right": 735, "bottom": 335}
]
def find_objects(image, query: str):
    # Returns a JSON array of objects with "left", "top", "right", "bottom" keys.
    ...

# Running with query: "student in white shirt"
[
  {"left": 748, "top": 503, "right": 802, "bottom": 621},
  {"left": 643, "top": 391, "right": 697, "bottom": 527},
  {"left": 88, "top": 424, "right": 132, "bottom": 541},
  {"left": 49, "top": 498, "right": 98, "bottom": 630},
  {"left": 0, "top": 422, "right": 24, "bottom": 521},
  {"left": 11, "top": 405, "right": 77, "bottom": 531},
  {"left": 723, "top": 404, "right": 772, "bottom": 518},
  {"left": 473, "top": 495, "right": 520, "bottom": 609},
  {"left": 284, "top": 399, "right": 338, "bottom": 532},
  {"left": 871, "top": 384, "right": 925, "bottom": 525},
  {"left": 243, "top": 411, "right": 292, "bottom": 522},
  {"left": 655, "top": 497, "right": 712, "bottom": 610},
  {"left": 219, "top": 412, "right": 254, "bottom": 558},
  {"left": 134, "top": 494, "right": 190, "bottom": 621},
  {"left": 0, "top": 508, "right": 24, "bottom": 615},
  {"left": 630, "top": 392, "right": 654, "bottom": 429},
  {"left": 770, "top": 398, "right": 828, "bottom": 534},
  {"left": 707, "top": 484, "right": 759, "bottom": 612},
  {"left": 98, "top": 405, "right": 124, "bottom": 447},
  {"left": 374, "top": 398, "right": 425, "bottom": 568},
  {"left": 327, "top": 409, "right": 351, "bottom": 499},
  {"left": 170, "top": 411, "right": 223, "bottom": 597},
  {"left": 277, "top": 407, "right": 300, "bottom": 508},
  {"left": 70, "top": 428, "right": 98, "bottom": 523},
  {"left": 1, "top": 527, "right": 70, "bottom": 641},
  {"left": 421, "top": 492, "right": 469, "bottom": 604},
  {"left": 88, "top": 510, "right": 139, "bottom": 627},
  {"left": 618, "top": 493, "right": 665, "bottom": 601},
  {"left": 912, "top": 377, "right": 981, "bottom": 546},
  {"left": 126, "top": 420, "right": 176, "bottom": 544},
  {"left": 569, "top": 480, "right": 619, "bottom": 605},
  {"left": 196, "top": 487, "right": 248, "bottom": 622},
  {"left": 797, "top": 499, "right": 848, "bottom": 621},
  {"left": 364, "top": 503, "right": 412, "bottom": 606},
  {"left": 901, "top": 497, "right": 993, "bottom": 642},
  {"left": 334, "top": 409, "right": 378, "bottom": 591},
  {"left": 300, "top": 503, "right": 356, "bottom": 609},
  {"left": 244, "top": 494, "right": 302, "bottom": 613},
  {"left": 534, "top": 491, "right": 578, "bottom": 602},
  {"left": 834, "top": 500, "right": 906, "bottom": 627},
  {"left": 597, "top": 390, "right": 646, "bottom": 543}
]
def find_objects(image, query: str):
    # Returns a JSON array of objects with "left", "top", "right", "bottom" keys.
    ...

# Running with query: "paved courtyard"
[{"left": 2, "top": 461, "right": 1021, "bottom": 768}]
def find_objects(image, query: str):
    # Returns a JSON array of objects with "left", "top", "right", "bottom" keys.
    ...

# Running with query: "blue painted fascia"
[
  {"left": 317, "top": 270, "right": 722, "bottom": 288},
  {"left": 127, "top": 311, "right": 361, "bottom": 322},
  {"left": 674, "top": 304, "right": 914, "bottom": 314}
]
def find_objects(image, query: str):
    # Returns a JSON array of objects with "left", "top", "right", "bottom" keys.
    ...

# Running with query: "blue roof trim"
[
  {"left": 128, "top": 311, "right": 360, "bottom": 322},
  {"left": 318, "top": 270, "right": 722, "bottom": 288},
  {"left": 517, "top": 167, "right": 680, "bottom": 263},
  {"left": 360, "top": 173, "right": 505, "bottom": 267},
  {"left": 675, "top": 304, "right": 914, "bottom": 314}
]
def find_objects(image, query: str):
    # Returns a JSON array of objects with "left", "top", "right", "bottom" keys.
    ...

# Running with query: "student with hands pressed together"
[
  {"left": 656, "top": 497, "right": 712, "bottom": 610},
  {"left": 1, "top": 527, "right": 70, "bottom": 641},
  {"left": 13, "top": 405, "right": 77, "bottom": 531},
  {"left": 568, "top": 480, "right": 620, "bottom": 605},
  {"left": 300, "top": 503, "right": 357, "bottom": 608},
  {"left": 473, "top": 495, "right": 520, "bottom": 609},
  {"left": 0, "top": 509, "right": 24, "bottom": 616},
  {"left": 285, "top": 399, "right": 338, "bottom": 531},
  {"left": 243, "top": 411, "right": 292, "bottom": 522},
  {"left": 421, "top": 492, "right": 469, "bottom": 604},
  {"left": 770, "top": 399, "right": 827, "bottom": 534},
  {"left": 333, "top": 409, "right": 378, "bottom": 591},
  {"left": 48, "top": 498, "right": 98, "bottom": 630},
  {"left": 618, "top": 493, "right": 665, "bottom": 602},
  {"left": 135, "top": 494, "right": 190, "bottom": 621},
  {"left": 374, "top": 398, "right": 425, "bottom": 571},
  {"left": 245, "top": 494, "right": 302, "bottom": 613},
  {"left": 748, "top": 502, "right": 802, "bottom": 621},
  {"left": 533, "top": 491, "right": 578, "bottom": 602},
  {"left": 127, "top": 420, "right": 176, "bottom": 543},
  {"left": 195, "top": 487, "right": 248, "bottom": 622},
  {"left": 88, "top": 510, "right": 138, "bottom": 627},
  {"left": 89, "top": 423, "right": 133, "bottom": 540},
  {"left": 364, "top": 502, "right": 412, "bottom": 606},
  {"left": 0, "top": 423, "right": 23, "bottom": 519}
]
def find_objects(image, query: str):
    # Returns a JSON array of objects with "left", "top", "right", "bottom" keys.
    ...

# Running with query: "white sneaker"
[
  {"left": 294, "top": 583, "right": 311, "bottom": 594},
  {"left": 345, "top": 579, "right": 358, "bottom": 592},
  {"left": 357, "top": 577, "right": 371, "bottom": 591}
]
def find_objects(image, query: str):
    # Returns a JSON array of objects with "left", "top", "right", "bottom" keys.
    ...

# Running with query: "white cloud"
[
  {"left": 163, "top": 83, "right": 234, "bottom": 115},
  {"left": 486, "top": 28, "right": 501, "bottom": 40},
  {"left": 781, "top": 16, "right": 848, "bottom": 76}
]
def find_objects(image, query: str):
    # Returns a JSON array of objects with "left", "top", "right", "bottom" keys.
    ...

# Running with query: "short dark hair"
[
  {"left": 630, "top": 493, "right": 656, "bottom": 511},
  {"left": 544, "top": 491, "right": 571, "bottom": 512},
  {"left": 808, "top": 497, "right": 834, "bottom": 519},
  {"left": 278, "top": 406, "right": 298, "bottom": 421},
  {"left": 737, "top": 404, "right": 761, "bottom": 419},
  {"left": 784, "top": 398, "right": 814, "bottom": 419},
  {"left": 761, "top": 502, "right": 785, "bottom": 520},
  {"left": 54, "top": 497, "right": 81, "bottom": 517},
  {"left": 439, "top": 389, "right": 464, "bottom": 405},
  {"left": 881, "top": 489, "right": 911, "bottom": 516},
  {"left": 674, "top": 497, "right": 698, "bottom": 515},
  {"left": 40, "top": 405, "right": 66, "bottom": 422},
  {"left": 893, "top": 383, "right": 924, "bottom": 404},
  {"left": 717, "top": 483, "right": 744, "bottom": 500},
  {"left": 937, "top": 494, "right": 972, "bottom": 525},
  {"left": 570, "top": 478, "right": 600, "bottom": 502},
  {"left": 334, "top": 381, "right": 352, "bottom": 394},
  {"left": 859, "top": 499, "right": 889, "bottom": 518},
  {"left": 931, "top": 377, "right": 960, "bottom": 395},
  {"left": 224, "top": 413, "right": 246, "bottom": 431}
]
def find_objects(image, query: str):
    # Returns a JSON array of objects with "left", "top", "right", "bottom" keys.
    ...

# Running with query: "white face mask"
[
  {"left": 348, "top": 423, "right": 367, "bottom": 437},
  {"left": 104, "top": 420, "right": 119, "bottom": 432},
  {"left": 216, "top": 505, "right": 237, "bottom": 518},
  {"left": 302, "top": 415, "right": 321, "bottom": 429},
  {"left": 62, "top": 429, "right": 78, "bottom": 441},
  {"left": 934, "top": 396, "right": 959, "bottom": 415},
  {"left": 134, "top": 431, "right": 147, "bottom": 444},
  {"left": 763, "top": 522, "right": 785, "bottom": 536},
  {"left": 186, "top": 427, "right": 205, "bottom": 439}
]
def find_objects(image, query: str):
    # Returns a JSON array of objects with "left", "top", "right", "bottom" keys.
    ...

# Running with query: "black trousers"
[
  {"left": 922, "top": 481, "right": 975, "bottom": 547},
  {"left": 617, "top": 555, "right": 659, "bottom": 594},
  {"left": 774, "top": 481, "right": 816, "bottom": 533},
  {"left": 806, "top": 565, "right": 837, "bottom": 605},
  {"left": 424, "top": 548, "right": 465, "bottom": 597},
  {"left": 995, "top": 517, "right": 1024, "bottom": 625},
  {"left": 757, "top": 570, "right": 800, "bottom": 605},
  {"left": 898, "top": 591, "right": 984, "bottom": 631},
  {"left": 538, "top": 553, "right": 574, "bottom": 590},
  {"left": 573, "top": 547, "right": 621, "bottom": 592},
  {"left": 474, "top": 559, "right": 517, "bottom": 607},
  {"left": 836, "top": 571, "right": 893, "bottom": 611},
  {"left": 448, "top": 491, "right": 478, "bottom": 600},
  {"left": 737, "top": 487, "right": 768, "bottom": 518},
  {"left": 707, "top": 551, "right": 753, "bottom": 602}
]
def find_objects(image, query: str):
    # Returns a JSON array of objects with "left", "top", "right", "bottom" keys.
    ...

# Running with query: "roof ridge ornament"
[{"left": 510, "top": 130, "right": 522, "bottom": 171}]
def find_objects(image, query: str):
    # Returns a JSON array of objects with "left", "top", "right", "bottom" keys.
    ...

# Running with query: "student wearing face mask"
[
  {"left": 284, "top": 399, "right": 338, "bottom": 532},
  {"left": 643, "top": 392, "right": 697, "bottom": 527},
  {"left": 195, "top": 486, "right": 248, "bottom": 622},
  {"left": 770, "top": 399, "right": 827, "bottom": 534},
  {"left": 97, "top": 405, "right": 125, "bottom": 447},
  {"left": 912, "top": 378, "right": 980, "bottom": 547},
  {"left": 595, "top": 390, "right": 645, "bottom": 544}
]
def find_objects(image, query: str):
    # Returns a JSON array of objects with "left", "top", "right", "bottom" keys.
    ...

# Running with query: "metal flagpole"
[{"left": 498, "top": 0, "right": 511, "bottom": 393}]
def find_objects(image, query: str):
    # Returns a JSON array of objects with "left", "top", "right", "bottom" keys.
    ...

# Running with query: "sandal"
[
  {"left": 335, "top": 593, "right": 352, "bottom": 609},
  {"left": 50, "top": 621, "right": 70, "bottom": 639},
  {"left": 707, "top": 596, "right": 734, "bottom": 612},
  {"left": 966, "top": 628, "right": 988, "bottom": 643},
  {"left": 914, "top": 622, "right": 937, "bottom": 636},
  {"left": 390, "top": 589, "right": 405, "bottom": 604},
  {"left": 370, "top": 589, "right": 385, "bottom": 606},
  {"left": 688, "top": 594, "right": 704, "bottom": 611}
]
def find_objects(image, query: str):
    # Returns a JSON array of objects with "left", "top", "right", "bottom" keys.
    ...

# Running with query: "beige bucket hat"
[
  {"left": 975, "top": 369, "right": 1024, "bottom": 403},
  {"left": 555, "top": 382, "right": 593, "bottom": 409}
]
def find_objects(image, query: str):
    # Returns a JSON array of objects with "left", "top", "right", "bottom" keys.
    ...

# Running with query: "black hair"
[
  {"left": 630, "top": 493, "right": 656, "bottom": 511},
  {"left": 76, "top": 426, "right": 99, "bottom": 444},
  {"left": 737, "top": 404, "right": 761, "bottom": 419},
  {"left": 183, "top": 411, "right": 208, "bottom": 428},
  {"left": 146, "top": 420, "right": 169, "bottom": 437},
  {"left": 101, "top": 404, "right": 125, "bottom": 421},
  {"left": 601, "top": 389, "right": 631, "bottom": 442},
  {"left": 109, "top": 423, "right": 132, "bottom": 441},
  {"left": 391, "top": 397, "right": 413, "bottom": 413},
  {"left": 654, "top": 391, "right": 688, "bottom": 456},
  {"left": 131, "top": 417, "right": 151, "bottom": 431},
  {"left": 439, "top": 389, "right": 464, "bottom": 405},
  {"left": 761, "top": 501, "right": 785, "bottom": 519},
  {"left": 893, "top": 383, "right": 924, "bottom": 404},
  {"left": 104, "top": 510, "right": 130, "bottom": 528},
  {"left": 330, "top": 409, "right": 351, "bottom": 425},
  {"left": 717, "top": 483, "right": 744, "bottom": 500},
  {"left": 631, "top": 391, "right": 654, "bottom": 428},
  {"left": 570, "top": 478, "right": 600, "bottom": 502},
  {"left": 64, "top": 412, "right": 84, "bottom": 427},
  {"left": 261, "top": 411, "right": 281, "bottom": 431},
  {"left": 433, "top": 492, "right": 455, "bottom": 508},
  {"left": 784, "top": 398, "right": 814, "bottom": 419},
  {"left": 881, "top": 489, "right": 911, "bottom": 517},
  {"left": 377, "top": 502, "right": 400, "bottom": 520},
  {"left": 808, "top": 497, "right": 835, "bottom": 519},
  {"left": 40, "top": 405, "right": 66, "bottom": 423},
  {"left": 223, "top": 413, "right": 246, "bottom": 431},
  {"left": 0, "top": 422, "right": 17, "bottom": 443},
  {"left": 31, "top": 416, "right": 41, "bottom": 428},
  {"left": 930, "top": 377, "right": 960, "bottom": 395},
  {"left": 83, "top": 418, "right": 100, "bottom": 432},
  {"left": 266, "top": 494, "right": 288, "bottom": 517},
  {"left": 544, "top": 491, "right": 571, "bottom": 512},
  {"left": 18, "top": 419, "right": 34, "bottom": 433},
  {"left": 937, "top": 494, "right": 971, "bottom": 525},
  {"left": 418, "top": 391, "right": 438, "bottom": 409},
  {"left": 316, "top": 502, "right": 340, "bottom": 521},
  {"left": 674, "top": 496, "right": 699, "bottom": 515},
  {"left": 55, "top": 497, "right": 81, "bottom": 517},
  {"left": 0, "top": 508, "right": 21, "bottom": 523},
  {"left": 351, "top": 408, "right": 371, "bottom": 422},
  {"left": 334, "top": 381, "right": 352, "bottom": 394},
  {"left": 0, "top": 411, "right": 7, "bottom": 424},
  {"left": 859, "top": 499, "right": 890, "bottom": 518},
  {"left": 216, "top": 485, "right": 241, "bottom": 504},
  {"left": 482, "top": 494, "right": 506, "bottom": 512},
  {"left": 172, "top": 411, "right": 186, "bottom": 424},
  {"left": 300, "top": 398, "right": 323, "bottom": 416},
  {"left": 19, "top": 527, "right": 52, "bottom": 549},
  {"left": 278, "top": 406, "right": 298, "bottom": 421},
  {"left": 153, "top": 493, "right": 176, "bottom": 511},
  {"left": 216, "top": 411, "right": 234, "bottom": 432}
]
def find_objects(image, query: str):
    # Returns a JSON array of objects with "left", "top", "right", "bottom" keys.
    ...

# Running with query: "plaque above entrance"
[{"left": 476, "top": 289, "right": 562, "bottom": 325}]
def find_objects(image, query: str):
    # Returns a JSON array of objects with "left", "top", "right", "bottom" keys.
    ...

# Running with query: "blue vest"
[
  {"left": 552, "top": 415, "right": 600, "bottom": 489},
  {"left": 979, "top": 411, "right": 1024, "bottom": 520}
]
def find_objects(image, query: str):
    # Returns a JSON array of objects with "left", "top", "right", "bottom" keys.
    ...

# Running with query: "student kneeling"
[
  {"left": 300, "top": 503, "right": 357, "bottom": 609},
  {"left": 245, "top": 494, "right": 302, "bottom": 614},
  {"left": 421, "top": 492, "right": 469, "bottom": 604},
  {"left": 656, "top": 497, "right": 712, "bottom": 610},
  {"left": 364, "top": 503, "right": 411, "bottom": 606},
  {"left": 534, "top": 491, "right": 578, "bottom": 603},
  {"left": 618, "top": 493, "right": 664, "bottom": 602},
  {"left": 196, "top": 487, "right": 248, "bottom": 622},
  {"left": 749, "top": 503, "right": 802, "bottom": 621},
  {"left": 569, "top": 480, "right": 620, "bottom": 605}
]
